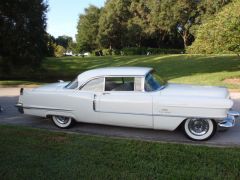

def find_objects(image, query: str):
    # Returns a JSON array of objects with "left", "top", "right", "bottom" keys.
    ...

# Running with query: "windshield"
[
  {"left": 144, "top": 72, "right": 167, "bottom": 92},
  {"left": 65, "top": 77, "right": 78, "bottom": 89}
]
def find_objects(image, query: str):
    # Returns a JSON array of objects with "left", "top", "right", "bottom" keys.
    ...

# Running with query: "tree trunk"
[{"left": 182, "top": 31, "right": 189, "bottom": 49}]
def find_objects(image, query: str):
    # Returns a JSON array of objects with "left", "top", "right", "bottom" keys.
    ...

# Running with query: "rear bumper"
[
  {"left": 15, "top": 103, "right": 24, "bottom": 114},
  {"left": 218, "top": 111, "right": 239, "bottom": 128}
]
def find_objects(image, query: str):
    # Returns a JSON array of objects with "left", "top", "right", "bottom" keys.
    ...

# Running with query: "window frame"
[
  {"left": 79, "top": 76, "right": 105, "bottom": 92},
  {"left": 79, "top": 75, "right": 145, "bottom": 92}
]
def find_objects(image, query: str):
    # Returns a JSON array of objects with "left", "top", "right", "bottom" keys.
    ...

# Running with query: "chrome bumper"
[
  {"left": 15, "top": 103, "right": 24, "bottom": 114},
  {"left": 218, "top": 111, "right": 239, "bottom": 128}
]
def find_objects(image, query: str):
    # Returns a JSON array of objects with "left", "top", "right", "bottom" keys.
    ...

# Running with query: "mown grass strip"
[{"left": 0, "top": 125, "right": 239, "bottom": 179}]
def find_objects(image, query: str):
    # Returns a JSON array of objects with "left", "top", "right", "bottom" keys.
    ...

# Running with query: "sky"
[{"left": 47, "top": 0, "right": 105, "bottom": 41}]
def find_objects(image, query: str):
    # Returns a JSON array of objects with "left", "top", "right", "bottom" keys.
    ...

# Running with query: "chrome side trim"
[
  {"left": 93, "top": 94, "right": 96, "bottom": 111},
  {"left": 19, "top": 105, "right": 72, "bottom": 112},
  {"left": 94, "top": 110, "right": 224, "bottom": 119}
]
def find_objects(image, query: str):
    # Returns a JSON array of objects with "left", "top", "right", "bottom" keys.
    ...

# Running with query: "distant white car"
[
  {"left": 78, "top": 52, "right": 90, "bottom": 57},
  {"left": 16, "top": 67, "right": 239, "bottom": 141}
]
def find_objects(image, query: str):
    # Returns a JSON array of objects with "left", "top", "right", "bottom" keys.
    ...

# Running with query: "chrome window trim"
[
  {"left": 78, "top": 75, "right": 146, "bottom": 92},
  {"left": 78, "top": 76, "right": 105, "bottom": 91}
]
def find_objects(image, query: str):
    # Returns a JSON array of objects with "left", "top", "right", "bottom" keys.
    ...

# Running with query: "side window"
[
  {"left": 81, "top": 78, "right": 104, "bottom": 91},
  {"left": 105, "top": 77, "right": 134, "bottom": 91}
]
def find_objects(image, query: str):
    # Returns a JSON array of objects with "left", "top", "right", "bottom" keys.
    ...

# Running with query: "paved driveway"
[{"left": 0, "top": 88, "right": 240, "bottom": 147}]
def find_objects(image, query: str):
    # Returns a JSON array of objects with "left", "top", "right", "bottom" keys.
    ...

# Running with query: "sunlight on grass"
[
  {"left": 1, "top": 54, "right": 240, "bottom": 88},
  {"left": 42, "top": 54, "right": 240, "bottom": 89}
]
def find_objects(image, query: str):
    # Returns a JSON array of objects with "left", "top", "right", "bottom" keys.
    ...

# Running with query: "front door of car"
[{"left": 94, "top": 77, "right": 153, "bottom": 128}]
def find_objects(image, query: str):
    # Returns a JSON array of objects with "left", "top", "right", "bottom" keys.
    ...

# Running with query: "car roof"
[{"left": 77, "top": 67, "right": 153, "bottom": 86}]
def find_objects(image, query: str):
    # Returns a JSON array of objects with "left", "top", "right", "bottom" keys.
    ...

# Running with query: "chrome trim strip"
[
  {"left": 94, "top": 110, "right": 224, "bottom": 119},
  {"left": 21, "top": 106, "right": 72, "bottom": 112},
  {"left": 93, "top": 94, "right": 96, "bottom": 111}
]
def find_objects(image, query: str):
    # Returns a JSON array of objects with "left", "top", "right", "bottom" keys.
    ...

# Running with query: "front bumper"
[
  {"left": 15, "top": 103, "right": 24, "bottom": 114},
  {"left": 218, "top": 111, "right": 239, "bottom": 128}
]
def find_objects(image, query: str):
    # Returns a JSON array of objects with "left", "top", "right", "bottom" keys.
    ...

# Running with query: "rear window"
[
  {"left": 105, "top": 77, "right": 134, "bottom": 91},
  {"left": 81, "top": 78, "right": 104, "bottom": 91}
]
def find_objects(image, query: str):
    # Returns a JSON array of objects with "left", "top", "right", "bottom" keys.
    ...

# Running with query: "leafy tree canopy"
[
  {"left": 55, "top": 35, "right": 72, "bottom": 49},
  {"left": 0, "top": 0, "right": 48, "bottom": 71},
  {"left": 76, "top": 5, "right": 101, "bottom": 52},
  {"left": 187, "top": 0, "right": 240, "bottom": 55},
  {"left": 76, "top": 0, "right": 230, "bottom": 51}
]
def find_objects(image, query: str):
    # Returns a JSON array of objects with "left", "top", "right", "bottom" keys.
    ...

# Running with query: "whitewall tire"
[
  {"left": 52, "top": 115, "right": 74, "bottom": 129},
  {"left": 183, "top": 118, "right": 216, "bottom": 141}
]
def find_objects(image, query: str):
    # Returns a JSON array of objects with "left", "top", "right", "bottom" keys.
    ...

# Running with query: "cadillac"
[{"left": 16, "top": 67, "right": 239, "bottom": 141}]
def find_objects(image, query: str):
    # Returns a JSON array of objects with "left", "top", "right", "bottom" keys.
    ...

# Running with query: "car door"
[{"left": 95, "top": 76, "right": 153, "bottom": 128}]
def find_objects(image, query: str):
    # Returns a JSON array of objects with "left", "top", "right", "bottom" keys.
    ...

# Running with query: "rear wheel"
[
  {"left": 52, "top": 115, "right": 74, "bottom": 129},
  {"left": 183, "top": 118, "right": 216, "bottom": 141}
]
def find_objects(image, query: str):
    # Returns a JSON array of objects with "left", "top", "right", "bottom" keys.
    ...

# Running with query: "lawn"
[
  {"left": 1, "top": 54, "right": 240, "bottom": 89},
  {"left": 0, "top": 125, "right": 239, "bottom": 179}
]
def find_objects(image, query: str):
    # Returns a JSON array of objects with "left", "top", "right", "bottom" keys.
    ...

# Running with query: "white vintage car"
[{"left": 16, "top": 67, "right": 239, "bottom": 141}]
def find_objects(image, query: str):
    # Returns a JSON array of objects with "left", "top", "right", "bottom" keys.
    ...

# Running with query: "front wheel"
[
  {"left": 52, "top": 115, "right": 74, "bottom": 129},
  {"left": 183, "top": 118, "right": 216, "bottom": 141}
]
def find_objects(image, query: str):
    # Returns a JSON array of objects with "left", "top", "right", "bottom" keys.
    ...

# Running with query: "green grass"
[
  {"left": 1, "top": 54, "right": 240, "bottom": 89},
  {"left": 0, "top": 125, "right": 240, "bottom": 179},
  {"left": 0, "top": 80, "right": 42, "bottom": 86}
]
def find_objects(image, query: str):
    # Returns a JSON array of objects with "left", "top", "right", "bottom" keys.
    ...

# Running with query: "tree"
[
  {"left": 46, "top": 33, "right": 56, "bottom": 57},
  {"left": 97, "top": 0, "right": 131, "bottom": 49},
  {"left": 68, "top": 41, "right": 78, "bottom": 54},
  {"left": 187, "top": 0, "right": 240, "bottom": 55},
  {"left": 76, "top": 5, "right": 101, "bottom": 52},
  {"left": 0, "top": 0, "right": 48, "bottom": 71},
  {"left": 146, "top": 0, "right": 230, "bottom": 48},
  {"left": 126, "top": 0, "right": 151, "bottom": 47},
  {"left": 75, "top": 0, "right": 231, "bottom": 51},
  {"left": 55, "top": 35, "right": 72, "bottom": 49}
]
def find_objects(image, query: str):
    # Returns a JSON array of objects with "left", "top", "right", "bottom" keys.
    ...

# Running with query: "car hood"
[
  {"left": 160, "top": 83, "right": 229, "bottom": 99},
  {"left": 33, "top": 82, "right": 70, "bottom": 91}
]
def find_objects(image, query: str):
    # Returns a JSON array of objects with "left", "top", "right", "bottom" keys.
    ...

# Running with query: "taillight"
[{"left": 20, "top": 88, "right": 24, "bottom": 95}]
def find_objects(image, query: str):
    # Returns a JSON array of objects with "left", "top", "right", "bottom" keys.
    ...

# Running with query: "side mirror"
[{"left": 58, "top": 80, "right": 64, "bottom": 83}]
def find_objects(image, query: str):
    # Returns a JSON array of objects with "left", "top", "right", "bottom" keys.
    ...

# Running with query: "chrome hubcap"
[
  {"left": 188, "top": 118, "right": 209, "bottom": 136},
  {"left": 55, "top": 116, "right": 70, "bottom": 124}
]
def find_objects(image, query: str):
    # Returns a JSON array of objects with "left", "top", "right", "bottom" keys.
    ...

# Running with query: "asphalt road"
[{"left": 0, "top": 88, "right": 240, "bottom": 147}]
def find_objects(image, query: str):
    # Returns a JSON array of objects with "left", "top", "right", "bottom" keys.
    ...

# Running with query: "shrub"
[
  {"left": 94, "top": 49, "right": 121, "bottom": 56},
  {"left": 122, "top": 47, "right": 183, "bottom": 55},
  {"left": 187, "top": 0, "right": 240, "bottom": 55},
  {"left": 54, "top": 44, "right": 66, "bottom": 57}
]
